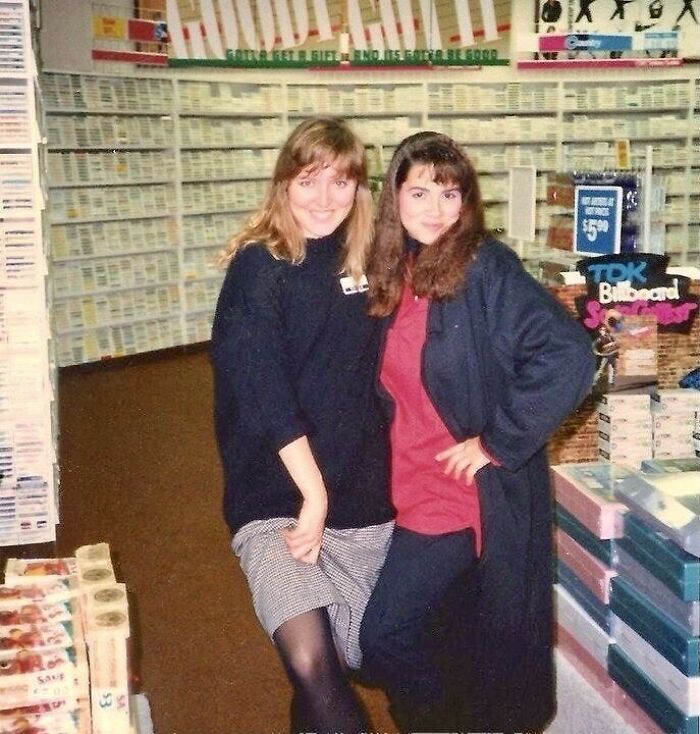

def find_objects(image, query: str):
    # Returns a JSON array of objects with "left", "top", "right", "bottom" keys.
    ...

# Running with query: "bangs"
[
  {"left": 274, "top": 118, "right": 367, "bottom": 184},
  {"left": 429, "top": 159, "right": 462, "bottom": 188},
  {"left": 409, "top": 139, "right": 468, "bottom": 189},
  {"left": 299, "top": 146, "right": 365, "bottom": 180}
]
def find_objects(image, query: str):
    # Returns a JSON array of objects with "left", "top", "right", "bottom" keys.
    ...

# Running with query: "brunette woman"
[
  {"left": 211, "top": 118, "right": 394, "bottom": 734},
  {"left": 360, "top": 131, "right": 595, "bottom": 733}
]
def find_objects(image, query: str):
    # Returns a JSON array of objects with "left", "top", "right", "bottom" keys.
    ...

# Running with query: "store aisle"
[
  {"left": 55, "top": 348, "right": 394, "bottom": 734},
  {"left": 7, "top": 345, "right": 638, "bottom": 734}
]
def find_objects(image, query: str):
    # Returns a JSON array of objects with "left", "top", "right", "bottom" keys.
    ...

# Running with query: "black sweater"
[{"left": 210, "top": 228, "right": 393, "bottom": 534}]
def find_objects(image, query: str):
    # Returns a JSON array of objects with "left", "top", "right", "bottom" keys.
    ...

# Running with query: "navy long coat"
[{"left": 392, "top": 238, "right": 595, "bottom": 731}]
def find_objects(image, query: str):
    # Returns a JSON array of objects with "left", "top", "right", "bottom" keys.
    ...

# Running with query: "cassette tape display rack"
[
  {"left": 176, "top": 78, "right": 286, "bottom": 346},
  {"left": 0, "top": 0, "right": 57, "bottom": 545},
  {"left": 559, "top": 76, "right": 700, "bottom": 265},
  {"left": 41, "top": 69, "right": 699, "bottom": 367},
  {"left": 42, "top": 73, "right": 181, "bottom": 367}
]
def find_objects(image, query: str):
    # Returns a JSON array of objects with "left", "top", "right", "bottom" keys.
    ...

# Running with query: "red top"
[{"left": 380, "top": 283, "right": 482, "bottom": 552}]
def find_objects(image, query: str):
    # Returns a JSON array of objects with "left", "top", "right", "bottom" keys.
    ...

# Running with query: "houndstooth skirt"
[{"left": 232, "top": 517, "right": 394, "bottom": 669}]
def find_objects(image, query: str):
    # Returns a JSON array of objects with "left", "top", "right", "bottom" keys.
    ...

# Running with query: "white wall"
[{"left": 39, "top": 0, "right": 93, "bottom": 71}]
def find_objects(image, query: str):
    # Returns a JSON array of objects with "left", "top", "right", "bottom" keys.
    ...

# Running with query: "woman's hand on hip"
[
  {"left": 435, "top": 437, "right": 490, "bottom": 484},
  {"left": 282, "top": 494, "right": 328, "bottom": 564}
]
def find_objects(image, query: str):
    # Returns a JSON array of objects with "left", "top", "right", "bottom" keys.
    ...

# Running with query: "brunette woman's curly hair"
[{"left": 367, "top": 131, "right": 487, "bottom": 316}]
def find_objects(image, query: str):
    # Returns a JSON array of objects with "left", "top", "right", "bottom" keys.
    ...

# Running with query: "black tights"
[{"left": 273, "top": 608, "right": 368, "bottom": 734}]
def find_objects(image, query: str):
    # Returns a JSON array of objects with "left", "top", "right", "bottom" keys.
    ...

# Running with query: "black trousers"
[{"left": 359, "top": 525, "right": 478, "bottom": 731}]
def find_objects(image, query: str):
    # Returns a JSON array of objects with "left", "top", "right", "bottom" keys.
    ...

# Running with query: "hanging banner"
[
  {"left": 164, "top": 0, "right": 510, "bottom": 69},
  {"left": 522, "top": 0, "right": 699, "bottom": 67}
]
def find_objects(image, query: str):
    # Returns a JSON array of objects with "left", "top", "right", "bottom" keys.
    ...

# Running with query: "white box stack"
[
  {"left": 597, "top": 393, "right": 652, "bottom": 469},
  {"left": 76, "top": 544, "right": 131, "bottom": 734},
  {"left": 651, "top": 389, "right": 700, "bottom": 460}
]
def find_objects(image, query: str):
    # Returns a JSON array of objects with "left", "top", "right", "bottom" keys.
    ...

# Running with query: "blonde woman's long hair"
[{"left": 220, "top": 117, "right": 372, "bottom": 280}]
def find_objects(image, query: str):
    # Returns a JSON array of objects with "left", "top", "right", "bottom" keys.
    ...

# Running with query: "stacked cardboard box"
[
  {"left": 1, "top": 544, "right": 138, "bottom": 734},
  {"left": 651, "top": 389, "right": 700, "bottom": 461},
  {"left": 597, "top": 393, "right": 652, "bottom": 468},
  {"left": 0, "top": 560, "right": 91, "bottom": 732},
  {"left": 610, "top": 466, "right": 700, "bottom": 734},
  {"left": 551, "top": 459, "right": 700, "bottom": 732},
  {"left": 550, "top": 462, "right": 666, "bottom": 732}
]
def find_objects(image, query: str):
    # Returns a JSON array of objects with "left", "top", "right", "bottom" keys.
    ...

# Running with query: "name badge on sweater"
[{"left": 340, "top": 274, "right": 369, "bottom": 295}]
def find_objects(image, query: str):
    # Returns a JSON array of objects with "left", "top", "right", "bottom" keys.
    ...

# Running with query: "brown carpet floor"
[{"left": 4, "top": 348, "right": 395, "bottom": 734}]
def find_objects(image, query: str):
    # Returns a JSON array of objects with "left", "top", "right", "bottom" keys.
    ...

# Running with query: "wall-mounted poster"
[{"left": 523, "top": 0, "right": 699, "bottom": 67}]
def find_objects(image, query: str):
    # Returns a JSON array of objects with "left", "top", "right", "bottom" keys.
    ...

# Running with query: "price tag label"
[{"left": 574, "top": 185, "right": 622, "bottom": 256}]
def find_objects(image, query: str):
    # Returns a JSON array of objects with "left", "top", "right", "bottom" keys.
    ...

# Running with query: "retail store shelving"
[
  {"left": 42, "top": 70, "right": 699, "bottom": 366},
  {"left": 0, "top": 0, "right": 57, "bottom": 545},
  {"left": 558, "top": 78, "right": 697, "bottom": 263},
  {"left": 42, "top": 73, "right": 182, "bottom": 365}
]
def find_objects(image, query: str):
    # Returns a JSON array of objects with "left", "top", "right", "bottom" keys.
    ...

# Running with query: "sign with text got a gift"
[
  {"left": 575, "top": 253, "right": 699, "bottom": 335},
  {"left": 165, "top": 0, "right": 509, "bottom": 68}
]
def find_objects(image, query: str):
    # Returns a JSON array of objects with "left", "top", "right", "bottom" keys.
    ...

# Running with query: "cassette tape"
[
  {"left": 598, "top": 393, "right": 651, "bottom": 413},
  {"left": 88, "top": 634, "right": 130, "bottom": 733},
  {"left": 75, "top": 562, "right": 116, "bottom": 593},
  {"left": 74, "top": 543, "right": 111, "bottom": 564},
  {"left": 3, "top": 559, "right": 77, "bottom": 585},
  {"left": 555, "top": 584, "right": 612, "bottom": 671},
  {"left": 556, "top": 528, "right": 617, "bottom": 604},
  {"left": 651, "top": 389, "right": 700, "bottom": 414},
  {"left": 610, "top": 577, "right": 699, "bottom": 677},
  {"left": 616, "top": 545, "right": 699, "bottom": 637},
  {"left": 556, "top": 560, "right": 612, "bottom": 633},
  {"left": 599, "top": 431, "right": 653, "bottom": 449},
  {"left": 555, "top": 503, "right": 619, "bottom": 567},
  {"left": 642, "top": 458, "right": 700, "bottom": 475},
  {"left": 0, "top": 623, "right": 75, "bottom": 659},
  {"left": 620, "top": 513, "right": 699, "bottom": 603},
  {"left": 0, "top": 710, "right": 80, "bottom": 734},
  {"left": 609, "top": 645, "right": 699, "bottom": 734},
  {"left": 0, "top": 601, "right": 73, "bottom": 627},
  {"left": 614, "top": 472, "right": 700, "bottom": 557},
  {"left": 0, "top": 661, "right": 78, "bottom": 711},
  {"left": 85, "top": 608, "right": 130, "bottom": 640},
  {"left": 0, "top": 580, "right": 76, "bottom": 610},
  {"left": 612, "top": 614, "right": 700, "bottom": 716},
  {"left": 550, "top": 463, "right": 631, "bottom": 539},
  {"left": 598, "top": 411, "right": 652, "bottom": 428},
  {"left": 84, "top": 584, "right": 127, "bottom": 618}
]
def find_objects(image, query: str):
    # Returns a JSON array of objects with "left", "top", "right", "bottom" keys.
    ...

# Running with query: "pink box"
[
  {"left": 556, "top": 528, "right": 618, "bottom": 604},
  {"left": 557, "top": 627, "right": 664, "bottom": 734},
  {"left": 551, "top": 463, "right": 630, "bottom": 539}
]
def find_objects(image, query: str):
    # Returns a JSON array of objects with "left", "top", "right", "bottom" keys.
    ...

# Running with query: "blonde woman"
[{"left": 210, "top": 118, "right": 393, "bottom": 734}]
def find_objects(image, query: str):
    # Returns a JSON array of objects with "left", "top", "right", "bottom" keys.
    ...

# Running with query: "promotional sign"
[
  {"left": 525, "top": 0, "right": 699, "bottom": 66},
  {"left": 164, "top": 0, "right": 509, "bottom": 68},
  {"left": 576, "top": 253, "right": 699, "bottom": 390},
  {"left": 575, "top": 253, "right": 699, "bottom": 335},
  {"left": 92, "top": 16, "right": 169, "bottom": 65},
  {"left": 574, "top": 185, "right": 623, "bottom": 257}
]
